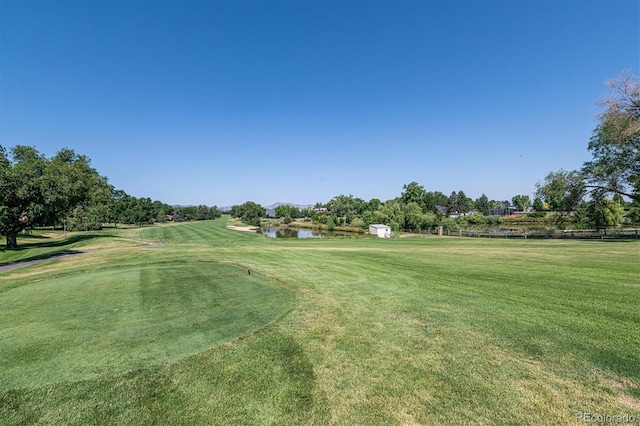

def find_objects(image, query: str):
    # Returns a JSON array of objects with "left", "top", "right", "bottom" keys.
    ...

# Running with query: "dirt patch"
[
  {"left": 603, "top": 377, "right": 640, "bottom": 410},
  {"left": 138, "top": 241, "right": 166, "bottom": 248},
  {"left": 617, "top": 394, "right": 640, "bottom": 410}
]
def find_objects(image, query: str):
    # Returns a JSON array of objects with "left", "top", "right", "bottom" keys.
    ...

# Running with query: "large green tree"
[
  {"left": 326, "top": 195, "right": 367, "bottom": 225},
  {"left": 401, "top": 182, "right": 427, "bottom": 209},
  {"left": 231, "top": 201, "right": 265, "bottom": 227},
  {"left": 627, "top": 199, "right": 640, "bottom": 224},
  {"left": 377, "top": 200, "right": 405, "bottom": 231},
  {"left": 535, "top": 170, "right": 586, "bottom": 215},
  {"left": 583, "top": 71, "right": 640, "bottom": 201},
  {"left": 475, "top": 194, "right": 491, "bottom": 215},
  {"left": 424, "top": 191, "right": 449, "bottom": 212},
  {"left": 0, "top": 146, "right": 108, "bottom": 248},
  {"left": 403, "top": 202, "right": 424, "bottom": 229},
  {"left": 576, "top": 198, "right": 625, "bottom": 230},
  {"left": 446, "top": 190, "right": 473, "bottom": 215},
  {"left": 511, "top": 195, "right": 531, "bottom": 211}
]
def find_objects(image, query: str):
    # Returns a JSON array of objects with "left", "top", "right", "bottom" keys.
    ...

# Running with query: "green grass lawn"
[{"left": 1, "top": 218, "right": 638, "bottom": 424}]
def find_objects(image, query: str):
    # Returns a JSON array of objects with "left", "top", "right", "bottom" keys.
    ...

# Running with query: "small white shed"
[{"left": 369, "top": 224, "right": 391, "bottom": 238}]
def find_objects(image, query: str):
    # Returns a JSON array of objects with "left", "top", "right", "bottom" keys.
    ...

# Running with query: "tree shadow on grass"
[
  {"left": 0, "top": 234, "right": 113, "bottom": 270},
  {"left": 30, "top": 233, "right": 112, "bottom": 248},
  {"left": 1, "top": 234, "right": 110, "bottom": 251},
  {"left": 215, "top": 332, "right": 330, "bottom": 424},
  {"left": 586, "top": 346, "right": 640, "bottom": 383},
  {"left": 0, "top": 249, "right": 84, "bottom": 263},
  {"left": 16, "top": 233, "right": 51, "bottom": 240},
  {"left": 0, "top": 250, "right": 85, "bottom": 273}
]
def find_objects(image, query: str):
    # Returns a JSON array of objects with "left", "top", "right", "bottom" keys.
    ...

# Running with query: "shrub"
[
  {"left": 464, "top": 212, "right": 487, "bottom": 225},
  {"left": 350, "top": 217, "right": 366, "bottom": 229},
  {"left": 440, "top": 218, "right": 459, "bottom": 231},
  {"left": 527, "top": 211, "right": 547, "bottom": 218},
  {"left": 486, "top": 215, "right": 503, "bottom": 226}
]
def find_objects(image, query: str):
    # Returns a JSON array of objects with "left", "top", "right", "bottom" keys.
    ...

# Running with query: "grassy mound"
[{"left": 0, "top": 262, "right": 292, "bottom": 390}]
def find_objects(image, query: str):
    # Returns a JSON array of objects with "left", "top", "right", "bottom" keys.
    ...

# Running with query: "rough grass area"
[{"left": 1, "top": 218, "right": 638, "bottom": 424}]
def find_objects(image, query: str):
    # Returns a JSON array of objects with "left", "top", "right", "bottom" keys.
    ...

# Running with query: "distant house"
[
  {"left": 449, "top": 211, "right": 475, "bottom": 219},
  {"left": 490, "top": 206, "right": 517, "bottom": 216},
  {"left": 434, "top": 205, "right": 448, "bottom": 215},
  {"left": 369, "top": 224, "right": 391, "bottom": 238}
]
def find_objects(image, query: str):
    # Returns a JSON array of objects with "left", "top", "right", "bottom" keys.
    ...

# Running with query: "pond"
[{"left": 259, "top": 227, "right": 363, "bottom": 239}]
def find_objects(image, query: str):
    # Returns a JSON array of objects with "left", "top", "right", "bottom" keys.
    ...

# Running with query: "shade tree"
[
  {"left": 511, "top": 195, "right": 531, "bottom": 211},
  {"left": 535, "top": 170, "right": 586, "bottom": 215},
  {"left": 0, "top": 145, "right": 109, "bottom": 248},
  {"left": 583, "top": 71, "right": 640, "bottom": 202},
  {"left": 576, "top": 197, "right": 625, "bottom": 230},
  {"left": 231, "top": 201, "right": 265, "bottom": 227},
  {"left": 537, "top": 72, "right": 640, "bottom": 210},
  {"left": 401, "top": 182, "right": 427, "bottom": 209}
]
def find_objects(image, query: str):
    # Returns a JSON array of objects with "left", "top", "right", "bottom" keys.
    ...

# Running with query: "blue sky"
[{"left": 1, "top": 0, "right": 638, "bottom": 207}]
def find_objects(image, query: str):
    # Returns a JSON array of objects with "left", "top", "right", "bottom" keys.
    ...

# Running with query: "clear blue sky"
[{"left": 1, "top": 0, "right": 638, "bottom": 207}]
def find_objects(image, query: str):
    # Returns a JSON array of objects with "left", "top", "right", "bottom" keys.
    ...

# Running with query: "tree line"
[
  {"left": 231, "top": 187, "right": 541, "bottom": 233},
  {"left": 4, "top": 72, "right": 637, "bottom": 246},
  {"left": 233, "top": 72, "right": 639, "bottom": 232},
  {"left": 0, "top": 145, "right": 220, "bottom": 248}
]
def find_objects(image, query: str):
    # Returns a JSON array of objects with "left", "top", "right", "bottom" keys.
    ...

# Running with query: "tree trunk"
[{"left": 6, "top": 233, "right": 18, "bottom": 249}]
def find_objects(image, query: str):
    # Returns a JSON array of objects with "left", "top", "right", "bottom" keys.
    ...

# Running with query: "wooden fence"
[{"left": 401, "top": 228, "right": 640, "bottom": 240}]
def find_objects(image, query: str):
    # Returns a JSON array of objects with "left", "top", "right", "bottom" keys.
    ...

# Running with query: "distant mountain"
[
  {"left": 263, "top": 202, "right": 314, "bottom": 218},
  {"left": 218, "top": 202, "right": 313, "bottom": 215},
  {"left": 264, "top": 202, "right": 314, "bottom": 210}
]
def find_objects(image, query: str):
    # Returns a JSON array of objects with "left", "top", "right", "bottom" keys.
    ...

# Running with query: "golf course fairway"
[{"left": 0, "top": 218, "right": 638, "bottom": 425}]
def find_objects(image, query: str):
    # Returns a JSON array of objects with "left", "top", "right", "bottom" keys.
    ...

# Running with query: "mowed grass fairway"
[{"left": 1, "top": 218, "right": 638, "bottom": 424}]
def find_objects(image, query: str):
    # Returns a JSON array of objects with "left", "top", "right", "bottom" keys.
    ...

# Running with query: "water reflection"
[
  {"left": 260, "top": 227, "right": 363, "bottom": 239},
  {"left": 260, "top": 227, "right": 324, "bottom": 239}
]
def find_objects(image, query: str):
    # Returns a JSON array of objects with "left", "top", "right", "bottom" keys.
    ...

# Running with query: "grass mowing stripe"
[{"left": 1, "top": 217, "right": 638, "bottom": 424}]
